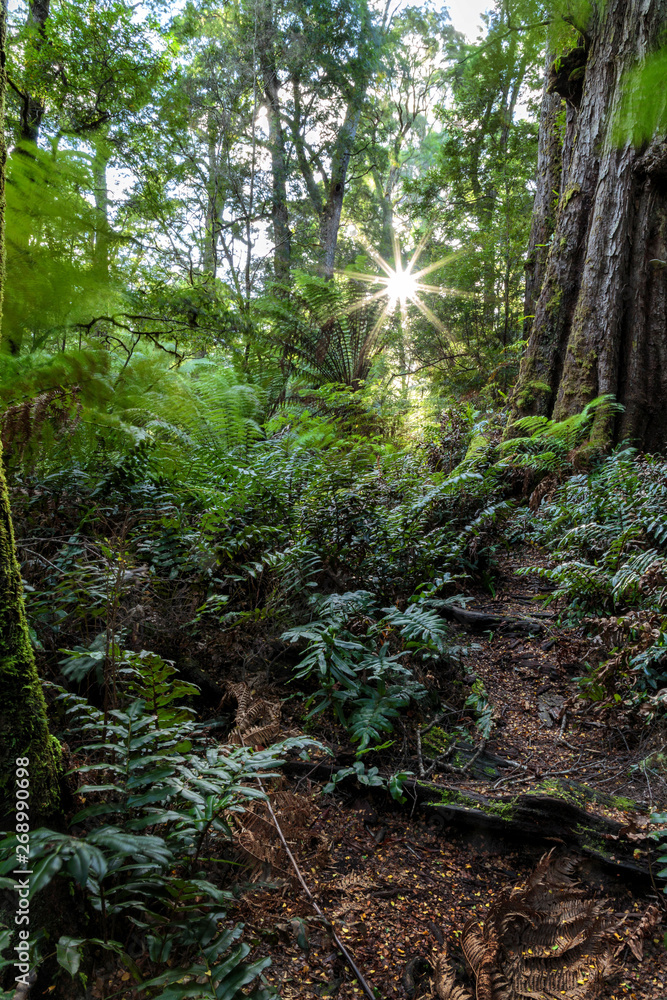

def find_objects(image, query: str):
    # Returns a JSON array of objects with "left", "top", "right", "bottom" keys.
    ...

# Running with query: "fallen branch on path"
[{"left": 439, "top": 604, "right": 547, "bottom": 633}]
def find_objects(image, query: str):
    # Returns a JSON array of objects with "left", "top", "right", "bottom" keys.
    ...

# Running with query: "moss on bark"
[
  {"left": 0, "top": 4, "right": 61, "bottom": 823},
  {"left": 513, "top": 0, "right": 667, "bottom": 450},
  {"left": 0, "top": 448, "right": 62, "bottom": 821}
]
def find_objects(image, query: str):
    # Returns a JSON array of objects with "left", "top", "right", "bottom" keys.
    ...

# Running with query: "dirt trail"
[
  {"left": 464, "top": 551, "right": 660, "bottom": 811},
  {"left": 230, "top": 551, "right": 667, "bottom": 1000}
]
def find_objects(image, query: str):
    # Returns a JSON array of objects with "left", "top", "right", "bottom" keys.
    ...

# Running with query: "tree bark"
[
  {"left": 522, "top": 54, "right": 564, "bottom": 339},
  {"left": 320, "top": 101, "right": 363, "bottom": 280},
  {"left": 512, "top": 0, "right": 667, "bottom": 451},
  {"left": 92, "top": 139, "right": 110, "bottom": 278},
  {"left": 0, "top": 0, "right": 61, "bottom": 822},
  {"left": 19, "top": 0, "right": 51, "bottom": 145},
  {"left": 257, "top": 0, "right": 291, "bottom": 283}
]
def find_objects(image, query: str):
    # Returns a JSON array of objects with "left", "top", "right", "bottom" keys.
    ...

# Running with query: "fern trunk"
[
  {"left": 512, "top": 0, "right": 667, "bottom": 450},
  {"left": 0, "top": 0, "right": 61, "bottom": 822}
]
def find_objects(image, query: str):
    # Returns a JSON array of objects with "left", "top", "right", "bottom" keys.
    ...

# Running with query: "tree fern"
[
  {"left": 0, "top": 345, "right": 265, "bottom": 475},
  {"left": 261, "top": 272, "right": 386, "bottom": 390}
]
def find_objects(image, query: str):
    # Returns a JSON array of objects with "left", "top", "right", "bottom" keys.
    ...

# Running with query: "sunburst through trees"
[{"left": 339, "top": 228, "right": 461, "bottom": 348}]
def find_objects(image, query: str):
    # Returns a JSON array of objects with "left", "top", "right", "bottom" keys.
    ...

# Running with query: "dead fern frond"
[
  {"left": 320, "top": 873, "right": 377, "bottom": 894},
  {"left": 434, "top": 945, "right": 474, "bottom": 1000},
  {"left": 231, "top": 785, "right": 327, "bottom": 877},
  {"left": 221, "top": 680, "right": 284, "bottom": 747},
  {"left": 614, "top": 904, "right": 660, "bottom": 961},
  {"left": 1, "top": 386, "right": 82, "bottom": 458},
  {"left": 436, "top": 854, "right": 626, "bottom": 1000}
]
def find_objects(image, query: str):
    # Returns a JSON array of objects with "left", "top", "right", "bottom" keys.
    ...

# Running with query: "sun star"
[
  {"left": 338, "top": 228, "right": 461, "bottom": 339},
  {"left": 385, "top": 264, "right": 419, "bottom": 306}
]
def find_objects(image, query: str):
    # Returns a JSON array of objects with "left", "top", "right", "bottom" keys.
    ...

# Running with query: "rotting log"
[
  {"left": 284, "top": 759, "right": 654, "bottom": 880},
  {"left": 438, "top": 604, "right": 547, "bottom": 634}
]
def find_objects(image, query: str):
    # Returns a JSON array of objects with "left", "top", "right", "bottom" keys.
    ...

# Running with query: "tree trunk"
[
  {"left": 92, "top": 140, "right": 110, "bottom": 278},
  {"left": 257, "top": 0, "right": 291, "bottom": 283},
  {"left": 320, "top": 102, "right": 363, "bottom": 280},
  {"left": 202, "top": 115, "right": 220, "bottom": 279},
  {"left": 512, "top": 0, "right": 667, "bottom": 451},
  {"left": 522, "top": 54, "right": 564, "bottom": 339},
  {"left": 19, "top": 0, "right": 51, "bottom": 145},
  {"left": 0, "top": 0, "right": 61, "bottom": 822}
]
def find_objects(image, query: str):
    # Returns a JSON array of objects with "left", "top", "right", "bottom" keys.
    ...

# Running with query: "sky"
[{"left": 446, "top": 0, "right": 492, "bottom": 41}]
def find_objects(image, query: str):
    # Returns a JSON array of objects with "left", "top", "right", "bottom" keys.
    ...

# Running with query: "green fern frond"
[{"left": 260, "top": 272, "right": 386, "bottom": 389}]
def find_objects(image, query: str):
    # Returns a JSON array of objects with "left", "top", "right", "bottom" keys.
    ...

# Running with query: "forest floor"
[
  {"left": 82, "top": 550, "right": 667, "bottom": 1000},
  {"left": 221, "top": 550, "right": 667, "bottom": 1000}
]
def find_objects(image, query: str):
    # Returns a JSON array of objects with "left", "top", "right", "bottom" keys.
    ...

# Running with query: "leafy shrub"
[
  {"left": 0, "top": 654, "right": 316, "bottom": 996},
  {"left": 282, "top": 589, "right": 456, "bottom": 751}
]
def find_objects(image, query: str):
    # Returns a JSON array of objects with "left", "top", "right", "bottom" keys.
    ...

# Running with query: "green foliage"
[
  {"left": 3, "top": 147, "right": 118, "bottom": 356},
  {"left": 322, "top": 761, "right": 413, "bottom": 803},
  {"left": 613, "top": 47, "right": 667, "bottom": 146},
  {"left": 260, "top": 274, "right": 387, "bottom": 390},
  {"left": 0, "top": 343, "right": 264, "bottom": 479},
  {"left": 648, "top": 808, "right": 667, "bottom": 895},
  {"left": 282, "top": 589, "right": 453, "bottom": 750},
  {"left": 500, "top": 395, "right": 623, "bottom": 474},
  {"left": 464, "top": 677, "right": 495, "bottom": 739},
  {"left": 517, "top": 445, "right": 667, "bottom": 616},
  {"left": 405, "top": 0, "right": 542, "bottom": 363},
  {"left": 0, "top": 658, "right": 314, "bottom": 993}
]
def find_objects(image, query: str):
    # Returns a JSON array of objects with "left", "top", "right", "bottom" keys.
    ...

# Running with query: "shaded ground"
[
  {"left": 228, "top": 549, "right": 667, "bottom": 999},
  {"left": 87, "top": 548, "right": 667, "bottom": 1000},
  {"left": 235, "top": 807, "right": 666, "bottom": 999}
]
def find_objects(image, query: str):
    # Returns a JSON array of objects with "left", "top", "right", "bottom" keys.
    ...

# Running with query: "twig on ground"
[
  {"left": 424, "top": 743, "right": 457, "bottom": 778},
  {"left": 421, "top": 711, "right": 458, "bottom": 737},
  {"left": 261, "top": 787, "right": 377, "bottom": 1000},
  {"left": 245, "top": 734, "right": 376, "bottom": 1000},
  {"left": 421, "top": 739, "right": 489, "bottom": 778},
  {"left": 615, "top": 727, "right": 631, "bottom": 755},
  {"left": 398, "top": 718, "right": 409, "bottom": 768}
]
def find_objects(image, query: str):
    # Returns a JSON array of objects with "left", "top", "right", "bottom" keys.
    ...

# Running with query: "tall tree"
[
  {"left": 351, "top": 5, "right": 454, "bottom": 259},
  {"left": 10, "top": 0, "right": 50, "bottom": 144},
  {"left": 522, "top": 47, "right": 565, "bottom": 339},
  {"left": 244, "top": 0, "right": 382, "bottom": 279},
  {"left": 512, "top": 0, "right": 667, "bottom": 450},
  {"left": 406, "top": 0, "right": 542, "bottom": 378},
  {"left": 0, "top": 0, "right": 61, "bottom": 821}
]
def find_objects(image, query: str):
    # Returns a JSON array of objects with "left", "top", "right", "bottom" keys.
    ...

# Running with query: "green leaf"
[
  {"left": 66, "top": 844, "right": 108, "bottom": 885},
  {"left": 56, "top": 936, "right": 85, "bottom": 977},
  {"left": 30, "top": 853, "right": 63, "bottom": 896}
]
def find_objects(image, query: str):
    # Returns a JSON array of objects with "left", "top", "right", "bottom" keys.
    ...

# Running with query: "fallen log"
[
  {"left": 439, "top": 605, "right": 546, "bottom": 634},
  {"left": 410, "top": 780, "right": 653, "bottom": 879},
  {"left": 282, "top": 758, "right": 655, "bottom": 880}
]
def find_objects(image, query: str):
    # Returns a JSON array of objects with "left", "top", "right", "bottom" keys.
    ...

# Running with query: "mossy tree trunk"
[
  {"left": 512, "top": 0, "right": 667, "bottom": 450},
  {"left": 0, "top": 0, "right": 61, "bottom": 822},
  {"left": 522, "top": 52, "right": 565, "bottom": 340}
]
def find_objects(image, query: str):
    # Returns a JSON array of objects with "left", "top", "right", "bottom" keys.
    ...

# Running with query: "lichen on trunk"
[{"left": 0, "top": 460, "right": 62, "bottom": 820}]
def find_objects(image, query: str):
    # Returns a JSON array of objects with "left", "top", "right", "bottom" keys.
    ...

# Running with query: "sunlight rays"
[{"left": 338, "top": 227, "right": 465, "bottom": 338}]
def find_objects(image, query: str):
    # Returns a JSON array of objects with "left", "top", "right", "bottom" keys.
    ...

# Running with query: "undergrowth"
[
  {"left": 513, "top": 444, "right": 667, "bottom": 712},
  {"left": 0, "top": 651, "right": 316, "bottom": 997}
]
